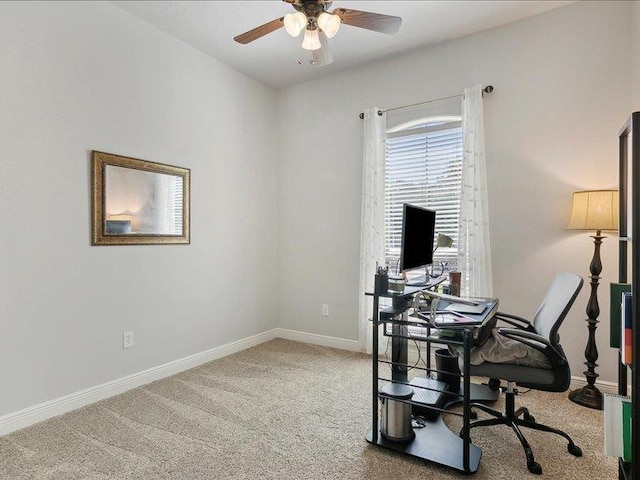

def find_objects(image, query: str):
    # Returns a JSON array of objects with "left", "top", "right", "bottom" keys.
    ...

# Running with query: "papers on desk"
[
  {"left": 416, "top": 297, "right": 497, "bottom": 330},
  {"left": 433, "top": 312, "right": 484, "bottom": 327},
  {"left": 422, "top": 291, "right": 481, "bottom": 306},
  {"left": 444, "top": 302, "right": 487, "bottom": 315}
]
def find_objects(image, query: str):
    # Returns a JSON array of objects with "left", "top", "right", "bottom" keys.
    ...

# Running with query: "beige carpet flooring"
[{"left": 0, "top": 339, "right": 616, "bottom": 479}]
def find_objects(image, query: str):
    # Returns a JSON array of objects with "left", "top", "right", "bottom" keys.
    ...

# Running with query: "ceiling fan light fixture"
[
  {"left": 301, "top": 28, "right": 321, "bottom": 51},
  {"left": 317, "top": 12, "right": 341, "bottom": 39},
  {"left": 283, "top": 12, "right": 307, "bottom": 37},
  {"left": 311, "top": 31, "right": 333, "bottom": 67}
]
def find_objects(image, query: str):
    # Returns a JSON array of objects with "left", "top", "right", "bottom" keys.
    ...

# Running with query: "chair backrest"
[{"left": 531, "top": 273, "right": 584, "bottom": 345}]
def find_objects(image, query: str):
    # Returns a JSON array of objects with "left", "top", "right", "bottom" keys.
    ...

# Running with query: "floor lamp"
[{"left": 567, "top": 189, "right": 619, "bottom": 410}]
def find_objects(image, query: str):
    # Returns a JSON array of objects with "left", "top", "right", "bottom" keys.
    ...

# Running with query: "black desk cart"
[{"left": 365, "top": 283, "right": 499, "bottom": 474}]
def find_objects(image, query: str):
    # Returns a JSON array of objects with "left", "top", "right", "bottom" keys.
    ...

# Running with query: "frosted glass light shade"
[
  {"left": 317, "top": 12, "right": 341, "bottom": 38},
  {"left": 311, "top": 31, "right": 333, "bottom": 66},
  {"left": 302, "top": 28, "right": 321, "bottom": 51},
  {"left": 284, "top": 12, "right": 307, "bottom": 37},
  {"left": 567, "top": 190, "right": 619, "bottom": 231}
]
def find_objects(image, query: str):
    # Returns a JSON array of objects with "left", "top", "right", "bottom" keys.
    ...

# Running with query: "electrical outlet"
[
  {"left": 123, "top": 331, "right": 134, "bottom": 349},
  {"left": 322, "top": 304, "right": 329, "bottom": 316}
]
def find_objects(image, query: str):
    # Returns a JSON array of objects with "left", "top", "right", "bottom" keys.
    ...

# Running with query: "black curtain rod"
[{"left": 358, "top": 85, "right": 494, "bottom": 119}]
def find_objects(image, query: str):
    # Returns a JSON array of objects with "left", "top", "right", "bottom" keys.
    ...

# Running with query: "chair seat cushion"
[
  {"left": 452, "top": 328, "right": 552, "bottom": 369},
  {"left": 463, "top": 361, "right": 556, "bottom": 385}
]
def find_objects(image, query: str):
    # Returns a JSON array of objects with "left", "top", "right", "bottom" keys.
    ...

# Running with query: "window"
[
  {"left": 384, "top": 119, "right": 462, "bottom": 275},
  {"left": 171, "top": 176, "right": 184, "bottom": 235}
]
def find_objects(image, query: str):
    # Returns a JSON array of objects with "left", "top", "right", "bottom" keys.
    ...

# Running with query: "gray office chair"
[{"left": 463, "top": 273, "right": 584, "bottom": 475}]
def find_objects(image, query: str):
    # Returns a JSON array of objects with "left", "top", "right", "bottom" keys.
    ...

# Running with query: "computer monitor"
[{"left": 399, "top": 204, "right": 436, "bottom": 277}]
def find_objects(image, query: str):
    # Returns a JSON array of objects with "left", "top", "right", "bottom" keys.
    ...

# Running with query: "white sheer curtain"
[
  {"left": 458, "top": 84, "right": 493, "bottom": 297},
  {"left": 358, "top": 107, "right": 386, "bottom": 353}
]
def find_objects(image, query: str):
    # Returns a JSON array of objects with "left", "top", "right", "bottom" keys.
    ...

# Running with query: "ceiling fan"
[{"left": 234, "top": 0, "right": 402, "bottom": 66}]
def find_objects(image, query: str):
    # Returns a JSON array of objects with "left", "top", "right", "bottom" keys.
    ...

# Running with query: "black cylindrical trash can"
[{"left": 435, "top": 348, "right": 461, "bottom": 392}]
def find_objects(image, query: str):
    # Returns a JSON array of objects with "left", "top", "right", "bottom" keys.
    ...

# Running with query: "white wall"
[
  {"left": 0, "top": 0, "right": 633, "bottom": 420},
  {"left": 277, "top": 1, "right": 631, "bottom": 384},
  {"left": 0, "top": 2, "right": 278, "bottom": 417}
]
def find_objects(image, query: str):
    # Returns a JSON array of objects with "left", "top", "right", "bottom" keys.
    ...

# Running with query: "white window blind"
[{"left": 384, "top": 121, "right": 462, "bottom": 274}]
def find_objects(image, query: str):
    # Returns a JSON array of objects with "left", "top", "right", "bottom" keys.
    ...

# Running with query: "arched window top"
[{"left": 387, "top": 115, "right": 462, "bottom": 134}]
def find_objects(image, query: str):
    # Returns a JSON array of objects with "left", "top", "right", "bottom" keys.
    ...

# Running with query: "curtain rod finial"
[
  {"left": 358, "top": 110, "right": 385, "bottom": 119},
  {"left": 483, "top": 85, "right": 494, "bottom": 94}
]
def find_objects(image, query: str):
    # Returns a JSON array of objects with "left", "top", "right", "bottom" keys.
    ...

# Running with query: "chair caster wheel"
[
  {"left": 470, "top": 410, "right": 478, "bottom": 420},
  {"left": 524, "top": 414, "right": 535, "bottom": 423},
  {"left": 527, "top": 462, "right": 542, "bottom": 475},
  {"left": 568, "top": 444, "right": 582, "bottom": 457}
]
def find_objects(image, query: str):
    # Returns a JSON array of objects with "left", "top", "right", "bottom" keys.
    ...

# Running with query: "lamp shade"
[
  {"left": 436, "top": 233, "right": 454, "bottom": 248},
  {"left": 567, "top": 190, "right": 619, "bottom": 231},
  {"left": 107, "top": 214, "right": 133, "bottom": 221},
  {"left": 284, "top": 12, "right": 307, "bottom": 37},
  {"left": 317, "top": 12, "right": 341, "bottom": 38},
  {"left": 301, "top": 28, "right": 321, "bottom": 51}
]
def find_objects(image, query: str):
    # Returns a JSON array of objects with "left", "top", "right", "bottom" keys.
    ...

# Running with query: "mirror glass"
[
  {"left": 92, "top": 151, "right": 190, "bottom": 245},
  {"left": 105, "top": 166, "right": 184, "bottom": 236}
]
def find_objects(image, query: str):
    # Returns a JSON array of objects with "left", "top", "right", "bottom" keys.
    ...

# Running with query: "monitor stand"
[{"left": 405, "top": 265, "right": 433, "bottom": 287}]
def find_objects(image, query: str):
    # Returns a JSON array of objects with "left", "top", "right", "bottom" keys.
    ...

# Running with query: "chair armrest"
[
  {"left": 497, "top": 328, "right": 567, "bottom": 367},
  {"left": 495, "top": 312, "right": 534, "bottom": 331}
]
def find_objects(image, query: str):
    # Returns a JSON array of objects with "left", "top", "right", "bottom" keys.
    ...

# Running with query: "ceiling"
[{"left": 113, "top": 1, "right": 574, "bottom": 90}]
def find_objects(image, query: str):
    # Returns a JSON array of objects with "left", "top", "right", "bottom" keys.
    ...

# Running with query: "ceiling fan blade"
[
  {"left": 312, "top": 32, "right": 333, "bottom": 67},
  {"left": 333, "top": 8, "right": 402, "bottom": 35},
  {"left": 234, "top": 17, "right": 284, "bottom": 44},
  {"left": 283, "top": 0, "right": 331, "bottom": 4}
]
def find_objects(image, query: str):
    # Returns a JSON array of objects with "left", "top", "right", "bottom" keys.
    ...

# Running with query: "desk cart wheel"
[{"left": 568, "top": 444, "right": 582, "bottom": 457}]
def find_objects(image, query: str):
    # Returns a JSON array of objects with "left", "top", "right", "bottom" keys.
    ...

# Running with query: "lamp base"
[{"left": 568, "top": 385, "right": 603, "bottom": 410}]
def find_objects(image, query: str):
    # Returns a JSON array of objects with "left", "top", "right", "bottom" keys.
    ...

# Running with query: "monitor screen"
[{"left": 399, "top": 204, "right": 436, "bottom": 273}]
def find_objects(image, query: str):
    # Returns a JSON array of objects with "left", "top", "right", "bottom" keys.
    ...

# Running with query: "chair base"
[{"left": 465, "top": 382, "right": 582, "bottom": 475}]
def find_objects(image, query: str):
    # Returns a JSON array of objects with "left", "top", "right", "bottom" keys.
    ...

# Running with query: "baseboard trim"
[
  {"left": 274, "top": 328, "right": 361, "bottom": 352},
  {"left": 0, "top": 329, "right": 279, "bottom": 436},
  {"left": 0, "top": 328, "right": 361, "bottom": 436},
  {"left": 569, "top": 376, "right": 624, "bottom": 396}
]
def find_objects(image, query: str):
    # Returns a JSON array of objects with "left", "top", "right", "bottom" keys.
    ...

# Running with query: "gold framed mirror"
[{"left": 91, "top": 151, "right": 190, "bottom": 245}]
